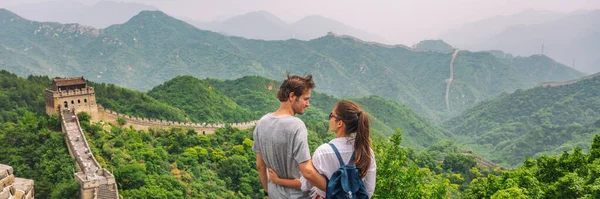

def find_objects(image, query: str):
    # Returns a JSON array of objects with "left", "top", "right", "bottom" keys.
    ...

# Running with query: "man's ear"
[{"left": 289, "top": 92, "right": 296, "bottom": 102}]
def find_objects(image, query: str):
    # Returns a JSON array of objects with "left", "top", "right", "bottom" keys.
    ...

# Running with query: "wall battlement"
[
  {"left": 48, "top": 87, "right": 95, "bottom": 98},
  {"left": 97, "top": 105, "right": 258, "bottom": 134}
]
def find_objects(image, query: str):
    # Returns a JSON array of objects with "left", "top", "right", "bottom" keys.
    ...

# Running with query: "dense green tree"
[
  {"left": 443, "top": 154, "right": 477, "bottom": 174},
  {"left": 0, "top": 112, "right": 79, "bottom": 198}
]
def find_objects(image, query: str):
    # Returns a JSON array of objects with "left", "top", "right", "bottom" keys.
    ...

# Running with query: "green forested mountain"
[
  {"left": 0, "top": 69, "right": 448, "bottom": 149},
  {"left": 89, "top": 81, "right": 189, "bottom": 122},
  {"left": 205, "top": 76, "right": 280, "bottom": 115},
  {"left": 0, "top": 9, "right": 585, "bottom": 122},
  {"left": 2, "top": 71, "right": 599, "bottom": 198},
  {"left": 352, "top": 96, "right": 453, "bottom": 149},
  {"left": 0, "top": 70, "right": 456, "bottom": 198},
  {"left": 446, "top": 75, "right": 600, "bottom": 167},
  {"left": 0, "top": 71, "right": 48, "bottom": 121},
  {"left": 147, "top": 76, "right": 253, "bottom": 123}
]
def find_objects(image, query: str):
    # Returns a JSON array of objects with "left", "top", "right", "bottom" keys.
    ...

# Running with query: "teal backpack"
[{"left": 325, "top": 143, "right": 369, "bottom": 199}]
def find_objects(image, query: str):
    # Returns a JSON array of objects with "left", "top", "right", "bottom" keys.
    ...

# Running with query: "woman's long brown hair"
[{"left": 335, "top": 100, "right": 372, "bottom": 178}]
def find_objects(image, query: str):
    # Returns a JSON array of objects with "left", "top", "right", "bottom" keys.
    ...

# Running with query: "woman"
[{"left": 268, "top": 100, "right": 376, "bottom": 198}]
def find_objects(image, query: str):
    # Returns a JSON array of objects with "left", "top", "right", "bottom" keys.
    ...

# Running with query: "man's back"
[{"left": 253, "top": 114, "right": 311, "bottom": 198}]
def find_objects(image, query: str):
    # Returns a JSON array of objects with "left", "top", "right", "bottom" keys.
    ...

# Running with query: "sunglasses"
[{"left": 329, "top": 112, "right": 341, "bottom": 120}]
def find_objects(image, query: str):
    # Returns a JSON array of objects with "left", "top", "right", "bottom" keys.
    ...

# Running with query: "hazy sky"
[{"left": 2, "top": 0, "right": 599, "bottom": 45}]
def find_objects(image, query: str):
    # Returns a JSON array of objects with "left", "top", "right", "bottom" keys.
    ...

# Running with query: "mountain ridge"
[{"left": 0, "top": 9, "right": 585, "bottom": 123}]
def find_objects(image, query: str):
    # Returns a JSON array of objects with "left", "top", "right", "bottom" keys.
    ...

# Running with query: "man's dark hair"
[{"left": 277, "top": 73, "right": 315, "bottom": 102}]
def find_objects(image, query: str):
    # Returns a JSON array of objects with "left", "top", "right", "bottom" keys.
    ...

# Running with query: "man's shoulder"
[
  {"left": 287, "top": 116, "right": 305, "bottom": 124},
  {"left": 287, "top": 117, "right": 307, "bottom": 131},
  {"left": 258, "top": 114, "right": 271, "bottom": 122},
  {"left": 258, "top": 114, "right": 305, "bottom": 125}
]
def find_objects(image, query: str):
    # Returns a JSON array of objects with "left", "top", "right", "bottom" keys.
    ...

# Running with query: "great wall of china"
[
  {"left": 61, "top": 108, "right": 118, "bottom": 199},
  {"left": 445, "top": 49, "right": 459, "bottom": 112},
  {"left": 42, "top": 77, "right": 260, "bottom": 199},
  {"left": 96, "top": 105, "right": 259, "bottom": 134},
  {"left": 539, "top": 72, "right": 600, "bottom": 87},
  {"left": 57, "top": 104, "right": 258, "bottom": 199}
]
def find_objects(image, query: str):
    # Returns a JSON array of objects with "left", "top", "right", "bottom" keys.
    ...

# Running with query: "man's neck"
[{"left": 272, "top": 102, "right": 294, "bottom": 117}]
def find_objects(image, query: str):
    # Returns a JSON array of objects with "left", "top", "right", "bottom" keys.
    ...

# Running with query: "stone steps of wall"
[
  {"left": 0, "top": 175, "right": 14, "bottom": 190},
  {"left": 13, "top": 178, "right": 34, "bottom": 199},
  {"left": 0, "top": 165, "right": 13, "bottom": 184},
  {"left": 0, "top": 165, "right": 34, "bottom": 199},
  {"left": 97, "top": 184, "right": 117, "bottom": 199},
  {"left": 0, "top": 164, "right": 14, "bottom": 199},
  {"left": 60, "top": 111, "right": 118, "bottom": 199},
  {"left": 0, "top": 186, "right": 14, "bottom": 199},
  {"left": 62, "top": 113, "right": 102, "bottom": 174}
]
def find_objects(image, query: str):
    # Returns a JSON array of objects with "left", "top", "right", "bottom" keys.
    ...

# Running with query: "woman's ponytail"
[{"left": 335, "top": 100, "right": 372, "bottom": 178}]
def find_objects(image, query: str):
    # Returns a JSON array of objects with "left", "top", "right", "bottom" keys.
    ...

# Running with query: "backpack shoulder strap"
[{"left": 328, "top": 143, "right": 345, "bottom": 167}]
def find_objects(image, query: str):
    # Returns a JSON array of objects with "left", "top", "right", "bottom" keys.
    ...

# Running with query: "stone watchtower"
[{"left": 45, "top": 77, "right": 99, "bottom": 122}]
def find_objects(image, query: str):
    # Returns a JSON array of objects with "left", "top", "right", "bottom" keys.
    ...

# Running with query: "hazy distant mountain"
[
  {"left": 441, "top": 9, "right": 600, "bottom": 74},
  {"left": 440, "top": 9, "right": 565, "bottom": 49},
  {"left": 0, "top": 9, "right": 584, "bottom": 122},
  {"left": 191, "top": 11, "right": 295, "bottom": 40},
  {"left": 290, "top": 15, "right": 387, "bottom": 43},
  {"left": 475, "top": 10, "right": 600, "bottom": 74},
  {"left": 188, "top": 11, "right": 387, "bottom": 43},
  {"left": 7, "top": 0, "right": 157, "bottom": 28}
]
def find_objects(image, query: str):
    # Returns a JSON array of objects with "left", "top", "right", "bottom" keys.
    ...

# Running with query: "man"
[{"left": 253, "top": 73, "right": 326, "bottom": 198}]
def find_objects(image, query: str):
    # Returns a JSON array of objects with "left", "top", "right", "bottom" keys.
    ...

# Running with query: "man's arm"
[
  {"left": 299, "top": 160, "right": 327, "bottom": 191},
  {"left": 256, "top": 153, "right": 269, "bottom": 193}
]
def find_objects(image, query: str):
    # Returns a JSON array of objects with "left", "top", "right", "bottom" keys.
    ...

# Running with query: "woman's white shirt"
[{"left": 300, "top": 137, "right": 376, "bottom": 198}]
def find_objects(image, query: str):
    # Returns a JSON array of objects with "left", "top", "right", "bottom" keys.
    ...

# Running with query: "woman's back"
[{"left": 302, "top": 137, "right": 376, "bottom": 198}]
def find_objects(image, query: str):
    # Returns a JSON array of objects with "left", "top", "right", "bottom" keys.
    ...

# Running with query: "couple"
[{"left": 252, "top": 74, "right": 376, "bottom": 199}]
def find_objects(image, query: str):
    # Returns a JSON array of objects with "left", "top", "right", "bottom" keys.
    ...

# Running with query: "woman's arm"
[{"left": 268, "top": 169, "right": 302, "bottom": 189}]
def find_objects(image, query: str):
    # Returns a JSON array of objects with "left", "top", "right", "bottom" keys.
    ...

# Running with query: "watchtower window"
[
  {"left": 78, "top": 99, "right": 81, "bottom": 103},
  {"left": 84, "top": 99, "right": 87, "bottom": 103},
  {"left": 64, "top": 101, "right": 68, "bottom": 108},
  {"left": 71, "top": 100, "right": 74, "bottom": 104}
]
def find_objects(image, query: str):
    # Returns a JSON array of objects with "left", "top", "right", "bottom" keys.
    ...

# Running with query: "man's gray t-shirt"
[{"left": 253, "top": 113, "right": 311, "bottom": 199}]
